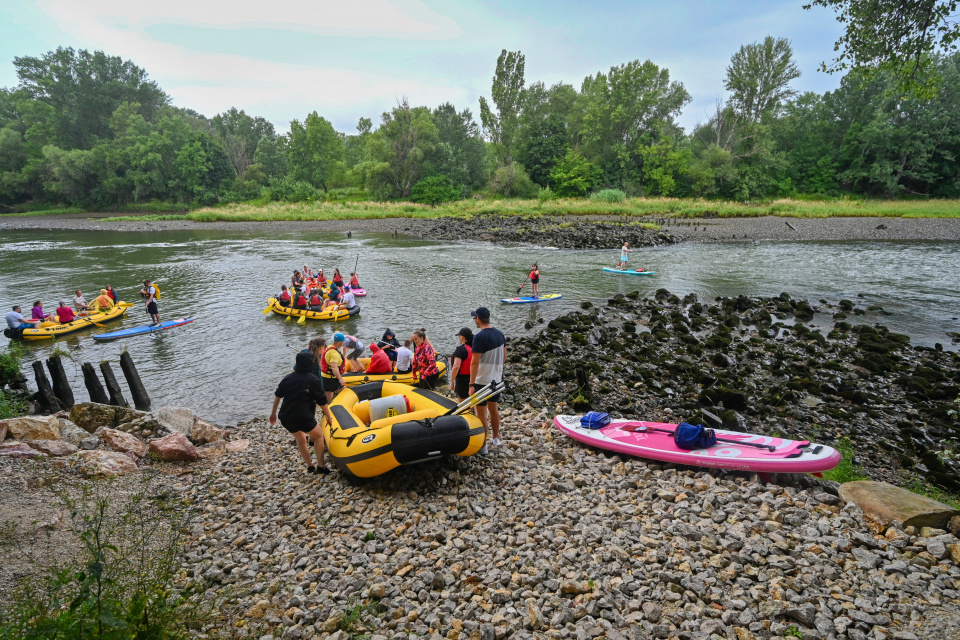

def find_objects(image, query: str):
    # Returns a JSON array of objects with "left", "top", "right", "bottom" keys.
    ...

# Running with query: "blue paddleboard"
[
  {"left": 93, "top": 318, "right": 194, "bottom": 341},
  {"left": 500, "top": 293, "right": 563, "bottom": 304},
  {"left": 602, "top": 267, "right": 656, "bottom": 276}
]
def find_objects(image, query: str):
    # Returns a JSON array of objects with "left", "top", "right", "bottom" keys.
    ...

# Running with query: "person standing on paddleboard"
[
  {"left": 616, "top": 242, "right": 632, "bottom": 269},
  {"left": 529, "top": 264, "right": 541, "bottom": 298},
  {"left": 470, "top": 307, "right": 506, "bottom": 455},
  {"left": 141, "top": 280, "right": 160, "bottom": 326}
]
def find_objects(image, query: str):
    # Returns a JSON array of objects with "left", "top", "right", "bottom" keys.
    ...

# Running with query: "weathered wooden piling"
[
  {"left": 45, "top": 355, "right": 74, "bottom": 408},
  {"left": 100, "top": 362, "right": 129, "bottom": 408},
  {"left": 119, "top": 351, "right": 150, "bottom": 410},
  {"left": 31, "top": 361, "right": 61, "bottom": 413},
  {"left": 81, "top": 362, "right": 110, "bottom": 404}
]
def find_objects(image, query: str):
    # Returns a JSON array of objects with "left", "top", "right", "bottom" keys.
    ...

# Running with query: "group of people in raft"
[
  {"left": 270, "top": 306, "right": 506, "bottom": 474},
  {"left": 277, "top": 267, "right": 361, "bottom": 313},
  {"left": 5, "top": 280, "right": 162, "bottom": 335}
]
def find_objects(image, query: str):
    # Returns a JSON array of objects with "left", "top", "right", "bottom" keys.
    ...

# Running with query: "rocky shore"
[{"left": 4, "top": 289, "right": 960, "bottom": 639}]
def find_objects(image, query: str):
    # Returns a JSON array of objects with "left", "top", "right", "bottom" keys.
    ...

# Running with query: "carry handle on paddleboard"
[
  {"left": 623, "top": 424, "right": 781, "bottom": 452},
  {"left": 443, "top": 381, "right": 505, "bottom": 416}
]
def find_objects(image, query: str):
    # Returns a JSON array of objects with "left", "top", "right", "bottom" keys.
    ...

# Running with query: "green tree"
[
  {"left": 516, "top": 82, "right": 578, "bottom": 187},
  {"left": 639, "top": 137, "right": 691, "bottom": 196},
  {"left": 549, "top": 148, "right": 602, "bottom": 196},
  {"left": 425, "top": 102, "right": 486, "bottom": 193},
  {"left": 252, "top": 135, "right": 288, "bottom": 180},
  {"left": 410, "top": 174, "right": 460, "bottom": 205},
  {"left": 479, "top": 50, "right": 526, "bottom": 166},
  {"left": 12, "top": 47, "right": 168, "bottom": 150},
  {"left": 287, "top": 112, "right": 344, "bottom": 192},
  {"left": 489, "top": 161, "right": 538, "bottom": 198},
  {"left": 362, "top": 100, "right": 438, "bottom": 199},
  {"left": 212, "top": 107, "right": 275, "bottom": 180},
  {"left": 575, "top": 60, "right": 690, "bottom": 189},
  {"left": 804, "top": 0, "right": 960, "bottom": 96},
  {"left": 725, "top": 36, "right": 801, "bottom": 122}
]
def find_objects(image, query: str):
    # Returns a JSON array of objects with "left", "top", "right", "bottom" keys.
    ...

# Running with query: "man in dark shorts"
[
  {"left": 141, "top": 279, "right": 161, "bottom": 325},
  {"left": 470, "top": 307, "right": 506, "bottom": 455},
  {"left": 269, "top": 352, "right": 335, "bottom": 474}
]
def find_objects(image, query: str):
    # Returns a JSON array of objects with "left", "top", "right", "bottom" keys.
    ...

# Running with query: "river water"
[{"left": 1, "top": 228, "right": 957, "bottom": 424}]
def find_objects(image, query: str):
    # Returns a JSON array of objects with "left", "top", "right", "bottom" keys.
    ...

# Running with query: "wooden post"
[
  {"left": 99, "top": 362, "right": 129, "bottom": 408},
  {"left": 31, "top": 361, "right": 62, "bottom": 413},
  {"left": 81, "top": 362, "right": 110, "bottom": 404},
  {"left": 119, "top": 351, "right": 150, "bottom": 410},
  {"left": 45, "top": 355, "right": 74, "bottom": 408}
]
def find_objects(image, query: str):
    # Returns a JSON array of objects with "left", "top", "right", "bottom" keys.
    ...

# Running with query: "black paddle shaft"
[{"left": 625, "top": 425, "right": 777, "bottom": 452}]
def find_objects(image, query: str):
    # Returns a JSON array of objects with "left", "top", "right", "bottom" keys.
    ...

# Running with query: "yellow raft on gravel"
[
  {"left": 19, "top": 304, "right": 128, "bottom": 340},
  {"left": 266, "top": 297, "right": 359, "bottom": 322},
  {"left": 324, "top": 381, "right": 485, "bottom": 478}
]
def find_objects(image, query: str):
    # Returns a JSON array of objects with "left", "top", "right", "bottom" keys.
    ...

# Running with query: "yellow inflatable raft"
[
  {"left": 17, "top": 304, "right": 128, "bottom": 340},
  {"left": 267, "top": 297, "right": 359, "bottom": 322},
  {"left": 324, "top": 381, "right": 485, "bottom": 478},
  {"left": 341, "top": 356, "right": 448, "bottom": 387}
]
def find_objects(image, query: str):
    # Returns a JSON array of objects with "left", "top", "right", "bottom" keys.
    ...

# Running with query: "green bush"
[
  {"left": 490, "top": 162, "right": 538, "bottom": 198},
  {"left": 590, "top": 189, "right": 627, "bottom": 203},
  {"left": 550, "top": 149, "right": 602, "bottom": 197},
  {"left": 262, "top": 177, "right": 321, "bottom": 202},
  {"left": 0, "top": 486, "right": 206, "bottom": 640},
  {"left": 0, "top": 344, "right": 23, "bottom": 388},
  {"left": 537, "top": 187, "right": 555, "bottom": 205},
  {"left": 410, "top": 175, "right": 460, "bottom": 206}
]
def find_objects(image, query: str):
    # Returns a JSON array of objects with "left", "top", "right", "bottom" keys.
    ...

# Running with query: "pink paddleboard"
[
  {"left": 553, "top": 415, "right": 841, "bottom": 473},
  {"left": 351, "top": 288, "right": 366, "bottom": 297}
]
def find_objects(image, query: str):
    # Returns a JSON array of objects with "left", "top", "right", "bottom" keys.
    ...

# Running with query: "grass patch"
[
  {"left": 2, "top": 207, "right": 85, "bottom": 217},
  {"left": 823, "top": 437, "right": 869, "bottom": 484},
  {"left": 906, "top": 476, "right": 960, "bottom": 510}
]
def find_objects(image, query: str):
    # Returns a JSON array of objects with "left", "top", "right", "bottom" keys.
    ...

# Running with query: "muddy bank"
[{"left": 3, "top": 213, "right": 959, "bottom": 246}]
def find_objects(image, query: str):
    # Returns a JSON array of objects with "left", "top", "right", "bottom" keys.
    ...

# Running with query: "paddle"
[
  {"left": 444, "top": 381, "right": 504, "bottom": 416},
  {"left": 624, "top": 424, "right": 777, "bottom": 452},
  {"left": 516, "top": 275, "right": 529, "bottom": 295},
  {"left": 297, "top": 313, "right": 306, "bottom": 325}
]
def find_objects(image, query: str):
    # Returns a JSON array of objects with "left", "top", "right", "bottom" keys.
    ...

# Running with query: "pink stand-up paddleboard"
[
  {"left": 351, "top": 287, "right": 366, "bottom": 297},
  {"left": 553, "top": 416, "right": 841, "bottom": 474}
]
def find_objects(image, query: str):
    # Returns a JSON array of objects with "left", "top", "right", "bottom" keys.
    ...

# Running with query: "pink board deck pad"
[{"left": 553, "top": 415, "right": 841, "bottom": 473}]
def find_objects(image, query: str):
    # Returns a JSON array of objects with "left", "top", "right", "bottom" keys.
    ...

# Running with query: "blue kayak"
[
  {"left": 93, "top": 318, "right": 194, "bottom": 341},
  {"left": 602, "top": 267, "right": 656, "bottom": 276},
  {"left": 500, "top": 293, "right": 562, "bottom": 304}
]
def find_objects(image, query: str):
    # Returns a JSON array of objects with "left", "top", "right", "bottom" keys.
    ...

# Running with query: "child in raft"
[{"left": 269, "top": 352, "right": 334, "bottom": 475}]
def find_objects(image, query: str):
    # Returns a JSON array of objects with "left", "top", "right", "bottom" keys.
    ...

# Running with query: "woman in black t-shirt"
[
  {"left": 449, "top": 327, "right": 473, "bottom": 400},
  {"left": 270, "top": 352, "right": 335, "bottom": 474}
]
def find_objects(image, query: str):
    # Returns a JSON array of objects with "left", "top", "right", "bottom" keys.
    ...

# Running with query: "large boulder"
[
  {"left": 116, "top": 415, "right": 174, "bottom": 440},
  {"left": 151, "top": 407, "right": 196, "bottom": 434},
  {"left": 69, "top": 403, "right": 145, "bottom": 433},
  {"left": 839, "top": 481, "right": 960, "bottom": 529},
  {"left": 191, "top": 419, "right": 226, "bottom": 445},
  {"left": 100, "top": 428, "right": 148, "bottom": 458},
  {"left": 1, "top": 416, "right": 60, "bottom": 441},
  {"left": 0, "top": 441, "right": 46, "bottom": 458},
  {"left": 57, "top": 418, "right": 87, "bottom": 445},
  {"left": 148, "top": 432, "right": 198, "bottom": 462},
  {"left": 76, "top": 450, "right": 138, "bottom": 477},
  {"left": 26, "top": 440, "right": 79, "bottom": 456}
]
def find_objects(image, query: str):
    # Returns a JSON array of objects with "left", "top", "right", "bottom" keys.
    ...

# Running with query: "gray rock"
[{"left": 79, "top": 436, "right": 100, "bottom": 450}]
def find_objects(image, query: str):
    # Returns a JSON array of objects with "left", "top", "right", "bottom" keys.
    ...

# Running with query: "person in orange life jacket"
[
  {"left": 56, "top": 301, "right": 76, "bottom": 323},
  {"left": 331, "top": 268, "right": 344, "bottom": 288},
  {"left": 321, "top": 333, "right": 347, "bottom": 401},
  {"left": 279, "top": 285, "right": 292, "bottom": 307},
  {"left": 366, "top": 342, "right": 393, "bottom": 374},
  {"left": 309, "top": 290, "right": 324, "bottom": 311},
  {"left": 349, "top": 272, "right": 361, "bottom": 289},
  {"left": 411, "top": 328, "right": 440, "bottom": 389},
  {"left": 270, "top": 352, "right": 334, "bottom": 475},
  {"left": 450, "top": 327, "right": 473, "bottom": 400},
  {"left": 529, "top": 263, "right": 541, "bottom": 298}
]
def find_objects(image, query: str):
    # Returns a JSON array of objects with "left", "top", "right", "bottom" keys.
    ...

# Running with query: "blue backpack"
[
  {"left": 674, "top": 422, "right": 718, "bottom": 450},
  {"left": 580, "top": 412, "right": 610, "bottom": 429}
]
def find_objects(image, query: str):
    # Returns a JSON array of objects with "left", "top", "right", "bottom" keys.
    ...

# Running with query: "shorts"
[
  {"left": 146, "top": 301, "right": 159, "bottom": 315},
  {"left": 621, "top": 255, "right": 628, "bottom": 262},
  {"left": 281, "top": 419, "right": 317, "bottom": 435},
  {"left": 531, "top": 277, "right": 539, "bottom": 284},
  {"left": 473, "top": 380, "right": 501, "bottom": 406},
  {"left": 322, "top": 376, "right": 342, "bottom": 393},
  {"left": 454, "top": 374, "right": 471, "bottom": 400},
  {"left": 347, "top": 347, "right": 364, "bottom": 360},
  {"left": 418, "top": 372, "right": 440, "bottom": 390}
]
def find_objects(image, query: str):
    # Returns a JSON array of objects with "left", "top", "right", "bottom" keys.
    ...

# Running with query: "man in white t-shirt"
[
  {"left": 395, "top": 340, "right": 413, "bottom": 373},
  {"left": 73, "top": 289, "right": 90, "bottom": 312},
  {"left": 340, "top": 286, "right": 357, "bottom": 311}
]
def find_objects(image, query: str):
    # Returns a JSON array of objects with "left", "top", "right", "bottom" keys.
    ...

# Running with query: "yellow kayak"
[
  {"left": 324, "top": 381, "right": 485, "bottom": 478},
  {"left": 20, "top": 304, "right": 128, "bottom": 340},
  {"left": 341, "top": 356, "right": 448, "bottom": 387},
  {"left": 267, "top": 297, "right": 359, "bottom": 322}
]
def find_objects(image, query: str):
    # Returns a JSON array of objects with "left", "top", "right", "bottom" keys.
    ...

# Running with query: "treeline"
[{"left": 2, "top": 42, "right": 960, "bottom": 211}]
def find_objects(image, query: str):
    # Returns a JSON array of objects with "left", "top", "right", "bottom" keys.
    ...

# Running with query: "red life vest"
[
  {"left": 310, "top": 294, "right": 322, "bottom": 305},
  {"left": 280, "top": 291, "right": 291, "bottom": 302},
  {"left": 350, "top": 276, "right": 360, "bottom": 288},
  {"left": 296, "top": 295, "right": 307, "bottom": 307},
  {"left": 320, "top": 346, "right": 341, "bottom": 376},
  {"left": 459, "top": 345, "right": 472, "bottom": 375}
]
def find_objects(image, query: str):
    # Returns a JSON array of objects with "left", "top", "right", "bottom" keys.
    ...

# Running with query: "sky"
[{"left": 0, "top": 0, "right": 846, "bottom": 135}]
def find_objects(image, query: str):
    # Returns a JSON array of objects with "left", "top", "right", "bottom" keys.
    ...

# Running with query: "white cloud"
[{"left": 35, "top": 0, "right": 472, "bottom": 130}]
